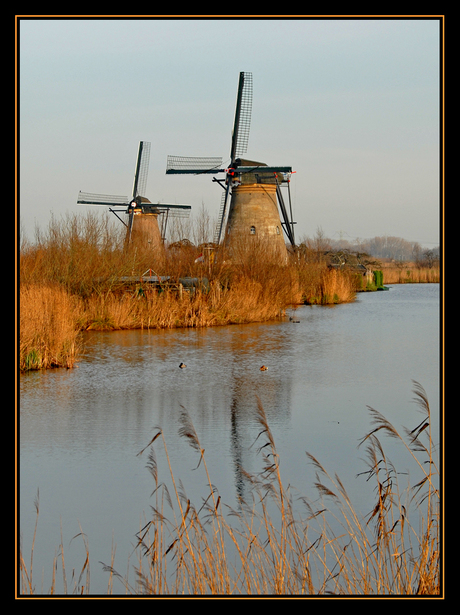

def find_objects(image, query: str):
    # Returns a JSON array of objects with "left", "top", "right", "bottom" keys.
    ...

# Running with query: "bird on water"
[
  {"left": 179, "top": 363, "right": 186, "bottom": 369},
  {"left": 260, "top": 365, "right": 268, "bottom": 371}
]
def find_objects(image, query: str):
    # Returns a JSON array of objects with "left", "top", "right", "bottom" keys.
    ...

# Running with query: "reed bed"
[
  {"left": 21, "top": 212, "right": 440, "bottom": 372},
  {"left": 80, "top": 277, "right": 288, "bottom": 331},
  {"left": 19, "top": 382, "right": 440, "bottom": 596},
  {"left": 381, "top": 264, "right": 440, "bottom": 284},
  {"left": 19, "top": 265, "right": 355, "bottom": 371},
  {"left": 19, "top": 213, "right": 359, "bottom": 371},
  {"left": 19, "top": 283, "right": 82, "bottom": 370}
]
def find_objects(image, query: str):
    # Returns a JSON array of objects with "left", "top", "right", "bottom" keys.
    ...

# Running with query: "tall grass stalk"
[
  {"left": 20, "top": 382, "right": 439, "bottom": 595},
  {"left": 19, "top": 490, "right": 92, "bottom": 595}
]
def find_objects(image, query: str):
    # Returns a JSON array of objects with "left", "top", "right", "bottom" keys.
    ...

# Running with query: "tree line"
[{"left": 300, "top": 227, "right": 440, "bottom": 266}]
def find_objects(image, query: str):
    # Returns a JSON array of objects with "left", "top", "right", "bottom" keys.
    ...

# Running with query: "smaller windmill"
[
  {"left": 78, "top": 141, "right": 191, "bottom": 251},
  {"left": 166, "top": 72, "right": 296, "bottom": 259}
]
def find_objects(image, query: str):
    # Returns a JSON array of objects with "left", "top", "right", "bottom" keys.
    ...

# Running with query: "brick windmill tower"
[
  {"left": 166, "top": 72, "right": 296, "bottom": 262},
  {"left": 78, "top": 141, "right": 191, "bottom": 258}
]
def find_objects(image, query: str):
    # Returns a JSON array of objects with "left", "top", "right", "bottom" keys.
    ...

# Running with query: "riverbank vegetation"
[
  {"left": 19, "top": 284, "right": 82, "bottom": 371},
  {"left": 19, "top": 213, "right": 356, "bottom": 370},
  {"left": 19, "top": 213, "right": 440, "bottom": 371},
  {"left": 19, "top": 382, "right": 440, "bottom": 596},
  {"left": 379, "top": 263, "right": 440, "bottom": 284}
]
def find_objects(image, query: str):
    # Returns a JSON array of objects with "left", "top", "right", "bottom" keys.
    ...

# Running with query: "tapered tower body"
[
  {"left": 224, "top": 180, "right": 287, "bottom": 262},
  {"left": 126, "top": 198, "right": 164, "bottom": 257}
]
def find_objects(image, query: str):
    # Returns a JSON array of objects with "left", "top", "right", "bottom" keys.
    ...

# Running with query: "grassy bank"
[
  {"left": 19, "top": 213, "right": 358, "bottom": 370},
  {"left": 19, "top": 383, "right": 440, "bottom": 596}
]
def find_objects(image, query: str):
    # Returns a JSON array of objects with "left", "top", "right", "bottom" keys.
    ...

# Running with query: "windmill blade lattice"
[
  {"left": 231, "top": 72, "right": 252, "bottom": 163},
  {"left": 165, "top": 156, "right": 224, "bottom": 174},
  {"left": 77, "top": 192, "right": 130, "bottom": 207},
  {"left": 132, "top": 141, "right": 151, "bottom": 200}
]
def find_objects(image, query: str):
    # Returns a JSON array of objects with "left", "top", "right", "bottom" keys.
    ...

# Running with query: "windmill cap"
[{"left": 234, "top": 158, "right": 267, "bottom": 167}]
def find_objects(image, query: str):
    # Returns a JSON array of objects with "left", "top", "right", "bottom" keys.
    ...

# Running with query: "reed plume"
[{"left": 20, "top": 383, "right": 440, "bottom": 595}]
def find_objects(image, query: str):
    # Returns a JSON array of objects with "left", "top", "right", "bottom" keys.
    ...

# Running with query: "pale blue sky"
[{"left": 18, "top": 17, "right": 442, "bottom": 246}]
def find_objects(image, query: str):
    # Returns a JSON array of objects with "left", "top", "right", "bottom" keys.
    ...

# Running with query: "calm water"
[{"left": 19, "top": 283, "right": 440, "bottom": 595}]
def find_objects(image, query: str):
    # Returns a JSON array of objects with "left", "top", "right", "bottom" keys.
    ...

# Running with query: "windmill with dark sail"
[
  {"left": 166, "top": 72, "right": 296, "bottom": 262},
  {"left": 78, "top": 141, "right": 191, "bottom": 255}
]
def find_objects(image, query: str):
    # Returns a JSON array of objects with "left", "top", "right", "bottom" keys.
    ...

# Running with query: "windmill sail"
[
  {"left": 230, "top": 72, "right": 252, "bottom": 163},
  {"left": 77, "top": 192, "right": 130, "bottom": 207},
  {"left": 166, "top": 156, "right": 224, "bottom": 174},
  {"left": 213, "top": 72, "right": 253, "bottom": 243},
  {"left": 275, "top": 181, "right": 295, "bottom": 246},
  {"left": 214, "top": 186, "right": 231, "bottom": 243},
  {"left": 132, "top": 141, "right": 151, "bottom": 200},
  {"left": 165, "top": 71, "right": 296, "bottom": 249}
]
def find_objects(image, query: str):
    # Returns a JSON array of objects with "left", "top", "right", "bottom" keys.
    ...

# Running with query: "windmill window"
[
  {"left": 276, "top": 226, "right": 280, "bottom": 235},
  {"left": 250, "top": 225, "right": 256, "bottom": 235}
]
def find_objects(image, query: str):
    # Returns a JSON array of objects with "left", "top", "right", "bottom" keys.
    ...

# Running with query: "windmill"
[
  {"left": 77, "top": 141, "right": 191, "bottom": 252},
  {"left": 166, "top": 72, "right": 296, "bottom": 260}
]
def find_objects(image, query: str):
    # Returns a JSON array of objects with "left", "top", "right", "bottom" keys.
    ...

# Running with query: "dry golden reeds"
[
  {"left": 25, "top": 211, "right": 445, "bottom": 372},
  {"left": 131, "top": 382, "right": 440, "bottom": 596},
  {"left": 19, "top": 283, "right": 82, "bottom": 370},
  {"left": 19, "top": 489, "right": 92, "bottom": 595},
  {"left": 381, "top": 264, "right": 440, "bottom": 284},
  {"left": 19, "top": 212, "right": 359, "bottom": 372},
  {"left": 19, "top": 383, "right": 440, "bottom": 595}
]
